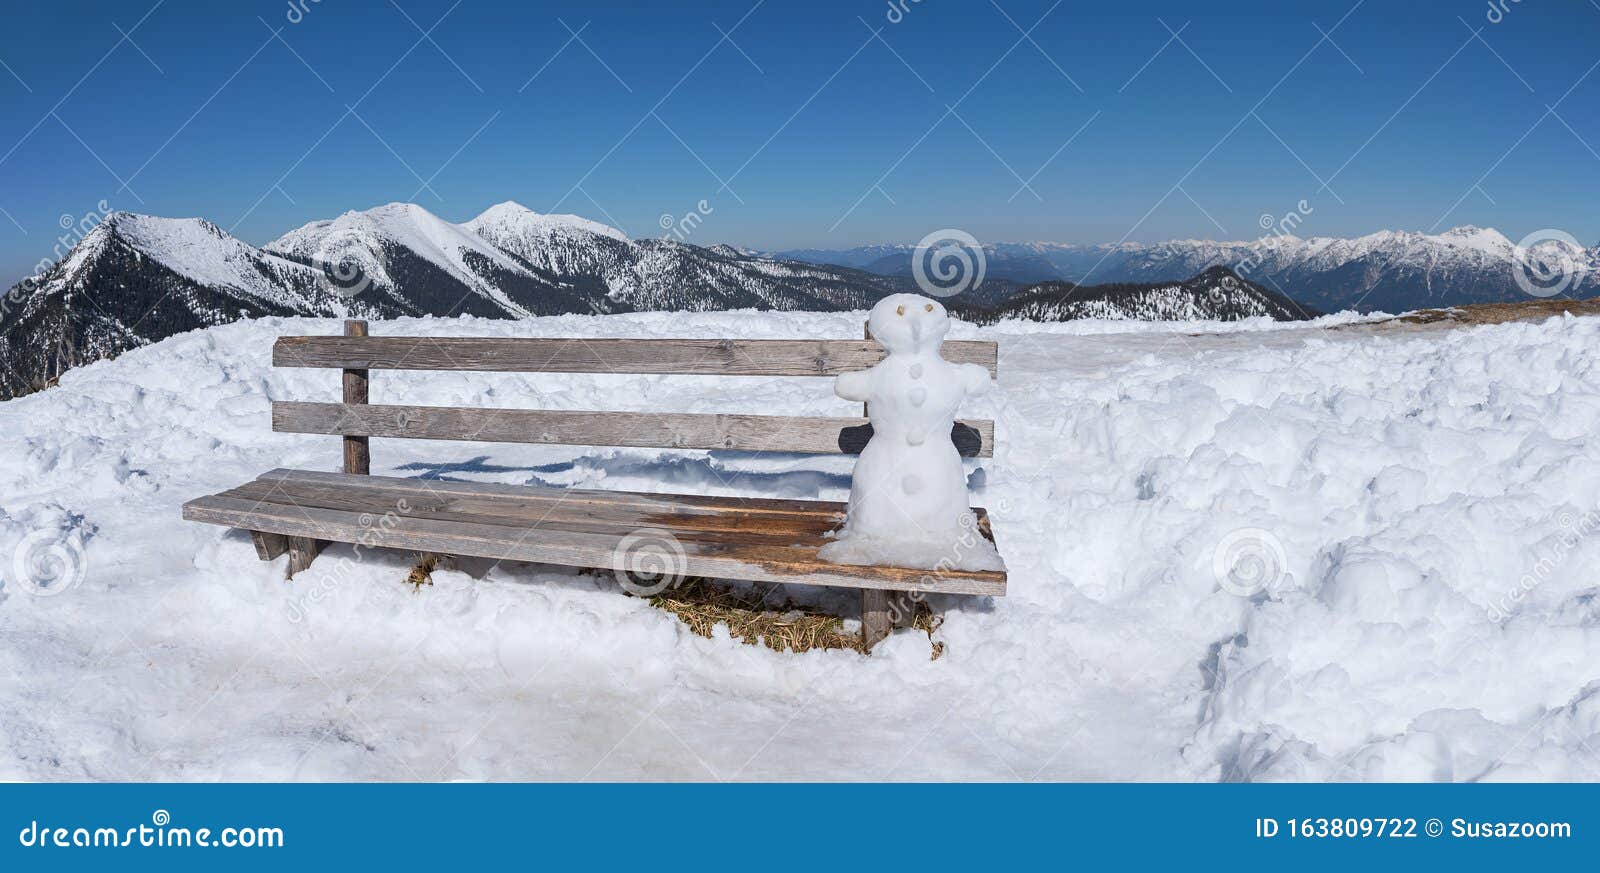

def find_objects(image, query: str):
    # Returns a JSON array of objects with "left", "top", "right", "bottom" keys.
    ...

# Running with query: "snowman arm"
[
  {"left": 835, "top": 368, "right": 872, "bottom": 403},
  {"left": 958, "top": 362, "right": 995, "bottom": 396}
]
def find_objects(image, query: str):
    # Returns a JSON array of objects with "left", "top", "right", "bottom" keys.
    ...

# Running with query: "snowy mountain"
[
  {"left": 0, "top": 202, "right": 1312, "bottom": 400},
  {"left": 0, "top": 212, "right": 343, "bottom": 399},
  {"left": 777, "top": 227, "right": 1600, "bottom": 313},
  {"left": 268, "top": 202, "right": 602, "bottom": 318},
  {"left": 958, "top": 266, "right": 1311, "bottom": 324},
  {"left": 462, "top": 201, "right": 903, "bottom": 312}
]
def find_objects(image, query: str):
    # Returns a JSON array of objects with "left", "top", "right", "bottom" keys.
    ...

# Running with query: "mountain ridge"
[
  {"left": 771, "top": 226, "right": 1600, "bottom": 313},
  {"left": 0, "top": 201, "right": 1313, "bottom": 400}
]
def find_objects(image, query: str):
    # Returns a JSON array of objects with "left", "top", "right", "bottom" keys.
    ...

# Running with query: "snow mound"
[{"left": 2, "top": 310, "right": 1599, "bottom": 780}]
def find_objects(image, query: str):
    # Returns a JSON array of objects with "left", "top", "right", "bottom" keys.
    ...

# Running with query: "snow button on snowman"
[{"left": 819, "top": 293, "right": 1004, "bottom": 572}]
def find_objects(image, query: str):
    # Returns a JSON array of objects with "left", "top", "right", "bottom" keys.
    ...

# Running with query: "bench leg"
[
  {"left": 285, "top": 536, "right": 326, "bottom": 578},
  {"left": 862, "top": 590, "right": 893, "bottom": 649},
  {"left": 862, "top": 589, "right": 922, "bottom": 650},
  {"left": 250, "top": 531, "right": 289, "bottom": 561}
]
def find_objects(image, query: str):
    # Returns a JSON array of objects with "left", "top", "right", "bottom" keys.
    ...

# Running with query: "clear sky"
[{"left": 2, "top": 0, "right": 1598, "bottom": 284}]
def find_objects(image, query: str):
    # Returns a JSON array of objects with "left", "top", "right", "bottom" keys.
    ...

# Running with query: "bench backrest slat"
[
  {"left": 273, "top": 336, "right": 1000, "bottom": 378},
  {"left": 272, "top": 401, "right": 995, "bottom": 458}
]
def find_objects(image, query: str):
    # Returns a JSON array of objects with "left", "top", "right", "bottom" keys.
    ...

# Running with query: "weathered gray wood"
[
  {"left": 257, "top": 467, "right": 849, "bottom": 518},
  {"left": 272, "top": 401, "right": 995, "bottom": 458},
  {"left": 342, "top": 320, "right": 370, "bottom": 476},
  {"left": 250, "top": 530, "right": 289, "bottom": 561},
  {"left": 862, "top": 589, "right": 892, "bottom": 648},
  {"left": 181, "top": 484, "right": 1006, "bottom": 596},
  {"left": 285, "top": 536, "right": 325, "bottom": 578},
  {"left": 273, "top": 336, "right": 1000, "bottom": 378},
  {"left": 251, "top": 468, "right": 996, "bottom": 543},
  {"left": 222, "top": 478, "right": 841, "bottom": 547}
]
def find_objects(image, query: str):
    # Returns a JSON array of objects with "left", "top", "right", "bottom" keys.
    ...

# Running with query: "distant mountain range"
[
  {"left": 0, "top": 201, "right": 1305, "bottom": 399},
  {"left": 771, "top": 226, "right": 1600, "bottom": 314}
]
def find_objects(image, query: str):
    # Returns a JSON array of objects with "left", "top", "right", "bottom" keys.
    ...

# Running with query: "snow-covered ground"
[{"left": 2, "top": 309, "right": 1598, "bottom": 781}]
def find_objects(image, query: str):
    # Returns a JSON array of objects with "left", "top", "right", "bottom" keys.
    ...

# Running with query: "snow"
[
  {"left": 468, "top": 200, "right": 629, "bottom": 244},
  {"left": 821, "top": 295, "right": 1003, "bottom": 572},
  {"left": 85, "top": 213, "right": 318, "bottom": 305},
  {"left": 268, "top": 202, "right": 537, "bottom": 313},
  {"left": 3, "top": 309, "right": 1600, "bottom": 780}
]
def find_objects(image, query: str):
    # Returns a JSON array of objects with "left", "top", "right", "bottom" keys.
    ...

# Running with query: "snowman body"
[{"left": 819, "top": 294, "right": 1002, "bottom": 571}]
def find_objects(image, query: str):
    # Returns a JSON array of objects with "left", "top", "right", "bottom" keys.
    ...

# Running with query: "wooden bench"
[{"left": 182, "top": 319, "right": 1006, "bottom": 648}]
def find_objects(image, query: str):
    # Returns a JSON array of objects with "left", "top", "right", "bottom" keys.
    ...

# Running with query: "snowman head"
[{"left": 868, "top": 293, "right": 950, "bottom": 354}]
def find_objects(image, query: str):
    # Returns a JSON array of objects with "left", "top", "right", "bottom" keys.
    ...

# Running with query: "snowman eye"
[
  {"left": 895, "top": 305, "right": 905, "bottom": 316},
  {"left": 925, "top": 303, "right": 933, "bottom": 312}
]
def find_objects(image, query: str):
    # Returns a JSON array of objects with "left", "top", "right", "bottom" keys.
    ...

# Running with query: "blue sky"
[{"left": 1, "top": 0, "right": 1598, "bottom": 284}]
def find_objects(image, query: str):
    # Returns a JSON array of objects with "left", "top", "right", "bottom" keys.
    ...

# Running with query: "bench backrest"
[{"left": 271, "top": 320, "right": 999, "bottom": 475}]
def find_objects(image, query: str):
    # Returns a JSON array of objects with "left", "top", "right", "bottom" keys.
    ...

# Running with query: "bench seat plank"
[
  {"left": 183, "top": 471, "right": 1007, "bottom": 596},
  {"left": 271, "top": 402, "right": 995, "bottom": 457},
  {"left": 273, "top": 336, "right": 1000, "bottom": 378}
]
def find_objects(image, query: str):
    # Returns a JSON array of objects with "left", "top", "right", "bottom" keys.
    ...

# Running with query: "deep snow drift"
[{"left": 2, "top": 309, "right": 1598, "bottom": 781}]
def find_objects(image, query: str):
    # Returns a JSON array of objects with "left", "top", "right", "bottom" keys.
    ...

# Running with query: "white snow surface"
[{"left": 3, "top": 310, "right": 1600, "bottom": 781}]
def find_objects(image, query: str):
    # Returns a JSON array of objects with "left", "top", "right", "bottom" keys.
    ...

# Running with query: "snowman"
[{"left": 818, "top": 293, "right": 1003, "bottom": 571}]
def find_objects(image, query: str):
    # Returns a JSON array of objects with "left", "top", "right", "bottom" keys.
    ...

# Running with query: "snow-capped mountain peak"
[
  {"left": 71, "top": 211, "right": 315, "bottom": 303},
  {"left": 469, "top": 200, "right": 629, "bottom": 243},
  {"left": 268, "top": 201, "right": 536, "bottom": 308}
]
